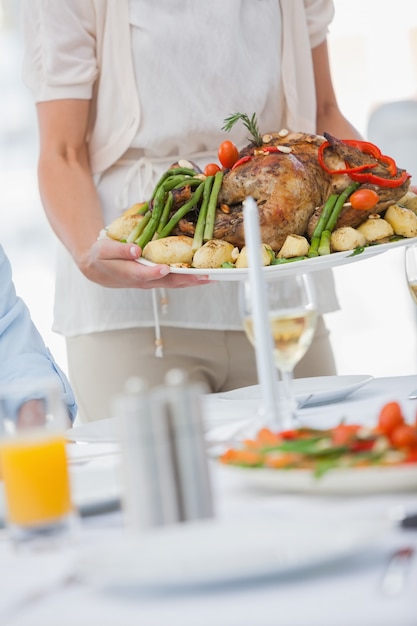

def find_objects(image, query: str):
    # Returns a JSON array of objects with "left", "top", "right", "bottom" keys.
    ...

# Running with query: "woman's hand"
[{"left": 81, "top": 237, "right": 211, "bottom": 289}]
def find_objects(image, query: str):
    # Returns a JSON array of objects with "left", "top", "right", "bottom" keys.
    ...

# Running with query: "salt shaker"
[
  {"left": 162, "top": 368, "right": 214, "bottom": 522},
  {"left": 112, "top": 370, "right": 214, "bottom": 531},
  {"left": 113, "top": 377, "right": 180, "bottom": 530}
]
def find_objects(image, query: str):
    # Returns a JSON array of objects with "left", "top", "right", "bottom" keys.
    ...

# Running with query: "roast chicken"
[{"left": 174, "top": 131, "right": 411, "bottom": 253}]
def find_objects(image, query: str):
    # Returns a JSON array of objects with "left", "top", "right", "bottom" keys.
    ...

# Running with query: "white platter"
[
  {"left": 215, "top": 374, "right": 374, "bottom": 407},
  {"left": 77, "top": 516, "right": 389, "bottom": 591},
  {"left": 136, "top": 237, "right": 416, "bottom": 280},
  {"left": 222, "top": 463, "right": 417, "bottom": 495}
]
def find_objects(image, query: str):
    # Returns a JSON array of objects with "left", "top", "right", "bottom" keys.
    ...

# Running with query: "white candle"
[{"left": 243, "top": 196, "right": 280, "bottom": 428}]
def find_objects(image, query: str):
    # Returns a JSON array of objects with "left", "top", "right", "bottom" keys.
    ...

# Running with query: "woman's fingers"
[{"left": 87, "top": 238, "right": 211, "bottom": 288}]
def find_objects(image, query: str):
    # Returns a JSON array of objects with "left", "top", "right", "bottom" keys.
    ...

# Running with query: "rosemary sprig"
[{"left": 222, "top": 112, "right": 263, "bottom": 147}]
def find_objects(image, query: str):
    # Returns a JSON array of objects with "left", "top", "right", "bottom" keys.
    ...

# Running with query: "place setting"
[{"left": 1, "top": 213, "right": 417, "bottom": 625}]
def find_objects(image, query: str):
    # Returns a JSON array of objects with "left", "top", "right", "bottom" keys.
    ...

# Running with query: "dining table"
[{"left": 1, "top": 373, "right": 417, "bottom": 626}]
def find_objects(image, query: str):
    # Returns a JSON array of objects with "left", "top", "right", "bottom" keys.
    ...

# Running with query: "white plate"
[
  {"left": 65, "top": 398, "right": 257, "bottom": 443},
  {"left": 65, "top": 377, "right": 374, "bottom": 445},
  {"left": 136, "top": 237, "right": 416, "bottom": 280},
  {"left": 215, "top": 374, "right": 374, "bottom": 407},
  {"left": 223, "top": 463, "right": 417, "bottom": 495},
  {"left": 77, "top": 516, "right": 389, "bottom": 590},
  {"left": 66, "top": 418, "right": 119, "bottom": 443}
]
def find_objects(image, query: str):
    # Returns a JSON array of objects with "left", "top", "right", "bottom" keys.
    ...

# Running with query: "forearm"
[
  {"left": 38, "top": 146, "right": 104, "bottom": 273},
  {"left": 312, "top": 40, "right": 362, "bottom": 140},
  {"left": 316, "top": 105, "right": 363, "bottom": 140}
]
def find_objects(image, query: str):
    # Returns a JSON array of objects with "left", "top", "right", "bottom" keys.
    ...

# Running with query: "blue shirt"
[{"left": 0, "top": 244, "right": 77, "bottom": 422}]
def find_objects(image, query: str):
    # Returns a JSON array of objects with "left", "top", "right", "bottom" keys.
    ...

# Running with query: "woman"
[{"left": 21, "top": 0, "right": 361, "bottom": 423}]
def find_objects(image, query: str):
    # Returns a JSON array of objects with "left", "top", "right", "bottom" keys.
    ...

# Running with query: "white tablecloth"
[{"left": 1, "top": 375, "right": 417, "bottom": 626}]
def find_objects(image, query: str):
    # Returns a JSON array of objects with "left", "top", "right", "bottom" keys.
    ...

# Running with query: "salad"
[{"left": 219, "top": 401, "right": 417, "bottom": 478}]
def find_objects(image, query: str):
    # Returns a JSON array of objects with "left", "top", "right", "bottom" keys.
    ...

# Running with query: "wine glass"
[
  {"left": 240, "top": 273, "right": 318, "bottom": 430},
  {"left": 405, "top": 243, "right": 417, "bottom": 305}
]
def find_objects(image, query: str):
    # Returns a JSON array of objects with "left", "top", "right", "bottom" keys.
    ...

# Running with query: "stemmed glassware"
[{"left": 239, "top": 273, "right": 318, "bottom": 430}]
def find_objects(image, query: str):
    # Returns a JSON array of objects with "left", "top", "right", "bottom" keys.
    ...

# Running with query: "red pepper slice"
[
  {"left": 340, "top": 139, "right": 382, "bottom": 159},
  {"left": 279, "top": 429, "right": 299, "bottom": 440},
  {"left": 318, "top": 142, "right": 378, "bottom": 176},
  {"left": 349, "top": 169, "right": 410, "bottom": 188},
  {"left": 231, "top": 155, "right": 252, "bottom": 170},
  {"left": 318, "top": 138, "right": 408, "bottom": 187},
  {"left": 349, "top": 439, "right": 376, "bottom": 453},
  {"left": 253, "top": 146, "right": 290, "bottom": 156},
  {"left": 341, "top": 139, "right": 398, "bottom": 176},
  {"left": 259, "top": 146, "right": 280, "bottom": 153}
]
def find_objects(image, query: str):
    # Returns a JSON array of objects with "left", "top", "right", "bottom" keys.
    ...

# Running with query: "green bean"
[{"left": 158, "top": 182, "right": 205, "bottom": 239}]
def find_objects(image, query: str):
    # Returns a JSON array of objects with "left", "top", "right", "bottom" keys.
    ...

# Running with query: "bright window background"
[{"left": 0, "top": 0, "right": 417, "bottom": 378}]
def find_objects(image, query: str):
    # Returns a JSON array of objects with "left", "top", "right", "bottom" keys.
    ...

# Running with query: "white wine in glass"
[{"left": 240, "top": 273, "right": 317, "bottom": 429}]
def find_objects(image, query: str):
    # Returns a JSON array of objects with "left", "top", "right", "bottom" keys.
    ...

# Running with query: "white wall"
[{"left": 325, "top": 0, "right": 417, "bottom": 377}]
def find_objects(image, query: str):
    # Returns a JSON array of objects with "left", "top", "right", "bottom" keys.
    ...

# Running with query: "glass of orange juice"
[{"left": 0, "top": 379, "right": 76, "bottom": 546}]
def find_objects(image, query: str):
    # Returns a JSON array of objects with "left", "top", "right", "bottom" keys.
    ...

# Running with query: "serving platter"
[{"left": 136, "top": 236, "right": 417, "bottom": 280}]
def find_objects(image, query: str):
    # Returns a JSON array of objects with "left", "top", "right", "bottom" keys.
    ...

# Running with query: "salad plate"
[
  {"left": 222, "top": 463, "right": 417, "bottom": 495},
  {"left": 77, "top": 516, "right": 390, "bottom": 590},
  {"left": 215, "top": 374, "right": 374, "bottom": 407},
  {"left": 136, "top": 237, "right": 417, "bottom": 280}
]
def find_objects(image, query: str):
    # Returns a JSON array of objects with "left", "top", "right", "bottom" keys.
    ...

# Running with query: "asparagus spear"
[
  {"left": 203, "top": 170, "right": 224, "bottom": 242},
  {"left": 157, "top": 191, "right": 173, "bottom": 234},
  {"left": 151, "top": 167, "right": 198, "bottom": 199},
  {"left": 307, "top": 194, "right": 338, "bottom": 257},
  {"left": 127, "top": 210, "right": 152, "bottom": 243},
  {"left": 192, "top": 175, "right": 214, "bottom": 251},
  {"left": 158, "top": 182, "right": 205, "bottom": 239},
  {"left": 318, "top": 182, "right": 360, "bottom": 255},
  {"left": 136, "top": 183, "right": 167, "bottom": 249}
]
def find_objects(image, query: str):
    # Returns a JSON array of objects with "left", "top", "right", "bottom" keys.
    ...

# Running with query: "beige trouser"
[{"left": 67, "top": 316, "right": 336, "bottom": 423}]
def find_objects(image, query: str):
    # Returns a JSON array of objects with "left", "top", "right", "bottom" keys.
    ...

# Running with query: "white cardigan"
[
  {"left": 21, "top": 0, "right": 338, "bottom": 336},
  {"left": 22, "top": 0, "right": 334, "bottom": 175}
]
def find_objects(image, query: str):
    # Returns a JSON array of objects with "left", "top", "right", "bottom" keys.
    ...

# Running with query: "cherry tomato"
[
  {"left": 204, "top": 163, "right": 221, "bottom": 177},
  {"left": 377, "top": 401, "right": 404, "bottom": 436},
  {"left": 390, "top": 424, "right": 417, "bottom": 450},
  {"left": 331, "top": 424, "right": 361, "bottom": 446},
  {"left": 404, "top": 448, "right": 417, "bottom": 463},
  {"left": 218, "top": 140, "right": 239, "bottom": 169},
  {"left": 349, "top": 188, "right": 380, "bottom": 210}
]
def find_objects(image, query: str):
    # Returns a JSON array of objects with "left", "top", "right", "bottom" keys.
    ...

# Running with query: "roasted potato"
[
  {"left": 235, "top": 244, "right": 273, "bottom": 268},
  {"left": 277, "top": 234, "right": 310, "bottom": 258},
  {"left": 106, "top": 202, "right": 147, "bottom": 241},
  {"left": 398, "top": 190, "right": 417, "bottom": 213},
  {"left": 330, "top": 227, "right": 367, "bottom": 252},
  {"left": 142, "top": 235, "right": 194, "bottom": 265},
  {"left": 356, "top": 217, "right": 394, "bottom": 243},
  {"left": 192, "top": 239, "right": 236, "bottom": 269},
  {"left": 384, "top": 204, "right": 417, "bottom": 238}
]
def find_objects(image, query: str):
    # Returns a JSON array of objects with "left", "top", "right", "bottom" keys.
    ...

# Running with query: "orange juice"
[{"left": 0, "top": 433, "right": 72, "bottom": 526}]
